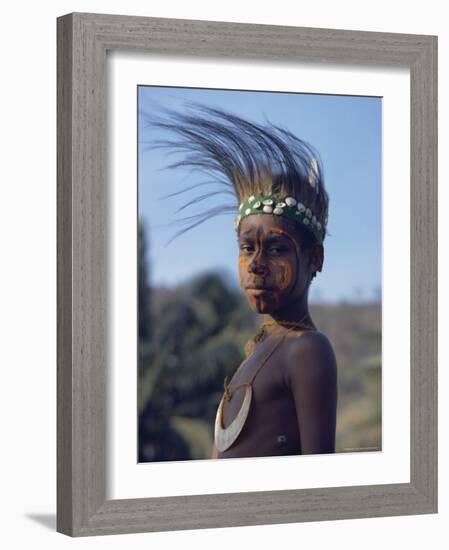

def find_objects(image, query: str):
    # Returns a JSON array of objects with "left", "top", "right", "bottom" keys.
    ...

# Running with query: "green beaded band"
[{"left": 235, "top": 194, "right": 326, "bottom": 243}]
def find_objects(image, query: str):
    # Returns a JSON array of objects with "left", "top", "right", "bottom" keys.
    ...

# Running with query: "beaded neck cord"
[
  {"left": 243, "top": 316, "right": 315, "bottom": 358},
  {"left": 227, "top": 315, "right": 315, "bottom": 400}
]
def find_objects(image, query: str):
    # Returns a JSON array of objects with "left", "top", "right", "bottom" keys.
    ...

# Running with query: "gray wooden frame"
[{"left": 57, "top": 12, "right": 438, "bottom": 537}]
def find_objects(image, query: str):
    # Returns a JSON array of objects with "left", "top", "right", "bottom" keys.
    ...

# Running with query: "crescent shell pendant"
[{"left": 214, "top": 384, "right": 252, "bottom": 453}]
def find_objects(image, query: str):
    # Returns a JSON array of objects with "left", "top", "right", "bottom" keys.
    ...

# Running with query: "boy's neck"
[{"left": 264, "top": 295, "right": 315, "bottom": 330}]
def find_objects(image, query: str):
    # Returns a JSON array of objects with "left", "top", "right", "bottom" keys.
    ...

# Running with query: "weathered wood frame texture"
[{"left": 57, "top": 12, "right": 438, "bottom": 537}]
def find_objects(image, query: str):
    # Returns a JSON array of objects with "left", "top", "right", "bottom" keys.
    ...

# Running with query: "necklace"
[
  {"left": 244, "top": 317, "right": 316, "bottom": 357},
  {"left": 214, "top": 315, "right": 315, "bottom": 453}
]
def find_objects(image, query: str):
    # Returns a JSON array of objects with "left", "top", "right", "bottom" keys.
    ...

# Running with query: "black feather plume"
[{"left": 140, "top": 101, "right": 330, "bottom": 243}]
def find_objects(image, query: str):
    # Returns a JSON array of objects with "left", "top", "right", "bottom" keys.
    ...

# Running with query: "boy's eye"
[
  {"left": 239, "top": 243, "right": 289, "bottom": 254},
  {"left": 268, "top": 246, "right": 287, "bottom": 255}
]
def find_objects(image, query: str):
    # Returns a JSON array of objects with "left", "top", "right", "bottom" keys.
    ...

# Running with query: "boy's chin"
[{"left": 246, "top": 297, "right": 278, "bottom": 315}]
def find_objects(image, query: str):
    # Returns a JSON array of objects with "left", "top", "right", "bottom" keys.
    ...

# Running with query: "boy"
[{"left": 151, "top": 103, "right": 338, "bottom": 459}]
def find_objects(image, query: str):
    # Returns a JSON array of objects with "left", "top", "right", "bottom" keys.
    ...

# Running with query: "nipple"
[{"left": 277, "top": 435, "right": 287, "bottom": 444}]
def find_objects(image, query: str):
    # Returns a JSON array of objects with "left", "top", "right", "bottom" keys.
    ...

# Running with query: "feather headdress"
[{"left": 141, "top": 102, "right": 330, "bottom": 244}]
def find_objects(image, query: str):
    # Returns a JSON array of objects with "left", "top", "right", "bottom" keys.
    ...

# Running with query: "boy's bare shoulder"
[{"left": 282, "top": 330, "right": 337, "bottom": 385}]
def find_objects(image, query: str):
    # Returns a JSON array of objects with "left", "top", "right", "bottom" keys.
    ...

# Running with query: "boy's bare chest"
[
  {"left": 217, "top": 336, "right": 303, "bottom": 457},
  {"left": 221, "top": 339, "right": 288, "bottom": 424}
]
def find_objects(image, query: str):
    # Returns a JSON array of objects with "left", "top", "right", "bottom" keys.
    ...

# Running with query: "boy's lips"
[
  {"left": 246, "top": 285, "right": 272, "bottom": 289},
  {"left": 246, "top": 285, "right": 274, "bottom": 295}
]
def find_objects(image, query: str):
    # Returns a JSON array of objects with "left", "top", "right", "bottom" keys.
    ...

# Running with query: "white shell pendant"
[{"left": 214, "top": 385, "right": 253, "bottom": 452}]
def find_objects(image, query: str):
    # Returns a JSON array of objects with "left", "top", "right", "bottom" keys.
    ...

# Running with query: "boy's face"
[{"left": 238, "top": 214, "right": 316, "bottom": 315}]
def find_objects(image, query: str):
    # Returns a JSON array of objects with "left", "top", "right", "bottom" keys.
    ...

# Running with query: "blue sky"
[{"left": 138, "top": 86, "right": 381, "bottom": 304}]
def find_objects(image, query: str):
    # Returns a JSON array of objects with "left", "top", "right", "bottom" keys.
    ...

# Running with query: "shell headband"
[{"left": 236, "top": 194, "right": 327, "bottom": 244}]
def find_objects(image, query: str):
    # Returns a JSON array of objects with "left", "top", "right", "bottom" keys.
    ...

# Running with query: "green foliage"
[{"left": 138, "top": 266, "right": 257, "bottom": 462}]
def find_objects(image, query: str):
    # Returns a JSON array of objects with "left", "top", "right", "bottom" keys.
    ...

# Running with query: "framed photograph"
[{"left": 57, "top": 12, "right": 437, "bottom": 536}]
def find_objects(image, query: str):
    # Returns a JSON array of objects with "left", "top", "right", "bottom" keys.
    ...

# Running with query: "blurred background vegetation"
[{"left": 138, "top": 223, "right": 381, "bottom": 462}]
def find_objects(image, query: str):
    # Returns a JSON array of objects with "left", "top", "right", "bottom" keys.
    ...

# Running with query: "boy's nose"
[{"left": 248, "top": 258, "right": 267, "bottom": 274}]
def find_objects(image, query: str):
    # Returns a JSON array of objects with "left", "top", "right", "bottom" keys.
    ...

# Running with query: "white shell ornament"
[
  {"left": 248, "top": 195, "right": 255, "bottom": 203},
  {"left": 214, "top": 385, "right": 253, "bottom": 452},
  {"left": 276, "top": 202, "right": 286, "bottom": 208},
  {"left": 253, "top": 201, "right": 261, "bottom": 208},
  {"left": 263, "top": 205, "right": 273, "bottom": 213},
  {"left": 297, "top": 202, "right": 305, "bottom": 212},
  {"left": 239, "top": 203, "right": 244, "bottom": 211},
  {"left": 245, "top": 208, "right": 251, "bottom": 215},
  {"left": 285, "top": 197, "right": 297, "bottom": 207},
  {"left": 306, "top": 208, "right": 312, "bottom": 218},
  {"left": 263, "top": 199, "right": 273, "bottom": 206},
  {"left": 303, "top": 218, "right": 310, "bottom": 225},
  {"left": 273, "top": 207, "right": 284, "bottom": 215}
]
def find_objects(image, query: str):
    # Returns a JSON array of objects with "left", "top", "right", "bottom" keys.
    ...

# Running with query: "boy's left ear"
[{"left": 311, "top": 244, "right": 324, "bottom": 273}]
